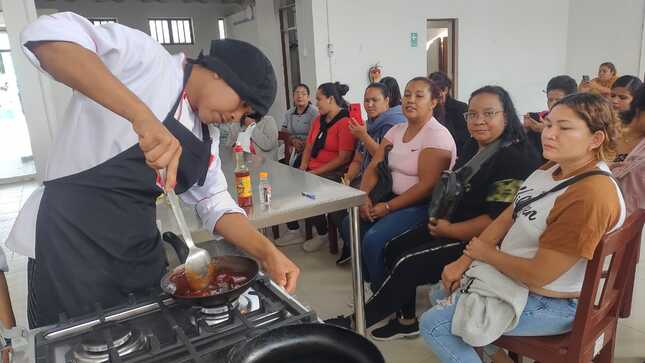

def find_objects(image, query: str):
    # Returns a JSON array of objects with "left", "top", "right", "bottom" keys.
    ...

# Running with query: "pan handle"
[{"left": 163, "top": 231, "right": 189, "bottom": 264}]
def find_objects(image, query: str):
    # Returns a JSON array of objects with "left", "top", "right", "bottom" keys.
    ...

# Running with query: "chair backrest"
[
  {"left": 567, "top": 209, "right": 645, "bottom": 358},
  {"left": 278, "top": 131, "right": 292, "bottom": 164}
]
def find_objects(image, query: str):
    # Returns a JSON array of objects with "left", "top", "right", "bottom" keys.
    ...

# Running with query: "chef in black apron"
[{"left": 7, "top": 12, "right": 299, "bottom": 328}]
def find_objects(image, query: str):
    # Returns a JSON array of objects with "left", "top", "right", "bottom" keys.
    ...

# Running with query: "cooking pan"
[
  {"left": 161, "top": 232, "right": 259, "bottom": 306},
  {"left": 227, "top": 323, "right": 385, "bottom": 363}
]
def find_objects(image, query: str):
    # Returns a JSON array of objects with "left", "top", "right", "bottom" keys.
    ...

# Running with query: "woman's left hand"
[
  {"left": 428, "top": 218, "right": 452, "bottom": 238},
  {"left": 463, "top": 237, "right": 496, "bottom": 263},
  {"left": 369, "top": 202, "right": 389, "bottom": 220}
]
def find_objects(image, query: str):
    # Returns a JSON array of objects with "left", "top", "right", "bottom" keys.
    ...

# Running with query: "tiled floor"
[{"left": 1, "top": 180, "right": 644, "bottom": 362}]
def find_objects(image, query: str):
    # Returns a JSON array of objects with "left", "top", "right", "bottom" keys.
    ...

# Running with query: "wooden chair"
[
  {"left": 494, "top": 209, "right": 645, "bottom": 363},
  {"left": 618, "top": 222, "right": 640, "bottom": 318},
  {"left": 305, "top": 215, "right": 339, "bottom": 254},
  {"left": 278, "top": 130, "right": 293, "bottom": 165}
]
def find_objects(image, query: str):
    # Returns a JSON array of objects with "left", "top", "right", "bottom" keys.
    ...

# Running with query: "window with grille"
[
  {"left": 88, "top": 18, "right": 117, "bottom": 26},
  {"left": 148, "top": 18, "right": 194, "bottom": 45},
  {"left": 218, "top": 18, "right": 226, "bottom": 39}
]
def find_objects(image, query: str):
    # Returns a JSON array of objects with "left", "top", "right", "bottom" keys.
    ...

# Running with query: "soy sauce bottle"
[{"left": 234, "top": 145, "right": 253, "bottom": 207}]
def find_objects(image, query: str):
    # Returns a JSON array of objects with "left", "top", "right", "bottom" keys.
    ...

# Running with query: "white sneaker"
[
  {"left": 274, "top": 228, "right": 305, "bottom": 247},
  {"left": 302, "top": 233, "right": 327, "bottom": 252}
]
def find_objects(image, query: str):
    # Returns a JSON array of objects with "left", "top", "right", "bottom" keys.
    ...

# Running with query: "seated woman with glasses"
[
  {"left": 282, "top": 84, "right": 318, "bottom": 168},
  {"left": 326, "top": 86, "right": 540, "bottom": 340},
  {"left": 420, "top": 93, "right": 625, "bottom": 363}
]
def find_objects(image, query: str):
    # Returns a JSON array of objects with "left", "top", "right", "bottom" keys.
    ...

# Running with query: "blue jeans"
[
  {"left": 420, "top": 289, "right": 578, "bottom": 363},
  {"left": 340, "top": 204, "right": 428, "bottom": 290}
]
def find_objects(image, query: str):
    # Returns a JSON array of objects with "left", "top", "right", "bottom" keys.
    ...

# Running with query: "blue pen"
[{"left": 301, "top": 192, "right": 316, "bottom": 200}]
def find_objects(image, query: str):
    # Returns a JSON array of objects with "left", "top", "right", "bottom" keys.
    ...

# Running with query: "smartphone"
[
  {"left": 528, "top": 112, "right": 542, "bottom": 122},
  {"left": 349, "top": 103, "right": 364, "bottom": 125},
  {"left": 582, "top": 75, "right": 590, "bottom": 83}
]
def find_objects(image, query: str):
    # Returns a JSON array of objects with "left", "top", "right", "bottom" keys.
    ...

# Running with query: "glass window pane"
[
  {"left": 218, "top": 19, "right": 226, "bottom": 40},
  {"left": 170, "top": 20, "right": 179, "bottom": 44},
  {"left": 177, "top": 21, "right": 185, "bottom": 43},
  {"left": 287, "top": 8, "right": 295, "bottom": 28},
  {"left": 184, "top": 21, "right": 192, "bottom": 43},
  {"left": 149, "top": 20, "right": 157, "bottom": 42},
  {"left": 156, "top": 21, "right": 165, "bottom": 43},
  {"left": 162, "top": 21, "right": 170, "bottom": 44}
]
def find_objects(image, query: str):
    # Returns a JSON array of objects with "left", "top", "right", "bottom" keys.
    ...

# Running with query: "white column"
[
  {"left": 295, "top": 0, "right": 318, "bottom": 90},
  {"left": 0, "top": 0, "right": 57, "bottom": 181}
]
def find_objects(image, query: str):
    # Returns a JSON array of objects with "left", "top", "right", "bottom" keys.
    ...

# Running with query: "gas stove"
[{"left": 23, "top": 274, "right": 315, "bottom": 363}]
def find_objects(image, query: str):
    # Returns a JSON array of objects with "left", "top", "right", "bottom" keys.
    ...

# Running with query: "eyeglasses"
[{"left": 463, "top": 110, "right": 503, "bottom": 122}]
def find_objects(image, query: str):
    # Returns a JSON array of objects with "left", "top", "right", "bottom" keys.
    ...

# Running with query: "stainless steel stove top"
[{"left": 7, "top": 275, "right": 314, "bottom": 363}]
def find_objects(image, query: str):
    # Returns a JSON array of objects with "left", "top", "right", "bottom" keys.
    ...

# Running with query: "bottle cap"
[{"left": 259, "top": 171, "right": 269, "bottom": 179}]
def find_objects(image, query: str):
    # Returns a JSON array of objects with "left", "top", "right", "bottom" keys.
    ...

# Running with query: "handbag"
[
  {"left": 368, "top": 144, "right": 395, "bottom": 203},
  {"left": 428, "top": 139, "right": 504, "bottom": 221}
]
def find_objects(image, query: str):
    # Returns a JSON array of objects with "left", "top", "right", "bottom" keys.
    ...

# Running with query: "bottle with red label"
[{"left": 234, "top": 145, "right": 253, "bottom": 207}]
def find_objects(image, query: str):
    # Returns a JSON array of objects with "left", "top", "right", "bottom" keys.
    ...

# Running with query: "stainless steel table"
[{"left": 157, "top": 150, "right": 370, "bottom": 335}]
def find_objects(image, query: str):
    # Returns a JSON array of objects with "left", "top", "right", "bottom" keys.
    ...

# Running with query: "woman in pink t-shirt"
[{"left": 343, "top": 77, "right": 456, "bottom": 289}]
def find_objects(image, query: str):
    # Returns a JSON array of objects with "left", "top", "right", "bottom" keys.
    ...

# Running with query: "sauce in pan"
[{"left": 170, "top": 264, "right": 250, "bottom": 297}]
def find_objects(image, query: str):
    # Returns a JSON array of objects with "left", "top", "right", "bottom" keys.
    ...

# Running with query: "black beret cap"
[{"left": 195, "top": 39, "right": 277, "bottom": 116}]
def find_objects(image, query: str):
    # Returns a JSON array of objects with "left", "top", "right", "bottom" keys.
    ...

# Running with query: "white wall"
[
  {"left": 308, "top": 0, "right": 570, "bottom": 115},
  {"left": 566, "top": 0, "right": 645, "bottom": 80},
  {"left": 0, "top": 0, "right": 57, "bottom": 179},
  {"left": 225, "top": 0, "right": 287, "bottom": 122},
  {"left": 34, "top": 0, "right": 235, "bottom": 58}
]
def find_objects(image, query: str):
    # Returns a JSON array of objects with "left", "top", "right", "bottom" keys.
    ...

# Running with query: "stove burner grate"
[{"left": 72, "top": 327, "right": 147, "bottom": 363}]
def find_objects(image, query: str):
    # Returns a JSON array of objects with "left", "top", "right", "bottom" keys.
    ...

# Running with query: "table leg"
[{"left": 349, "top": 206, "right": 365, "bottom": 335}]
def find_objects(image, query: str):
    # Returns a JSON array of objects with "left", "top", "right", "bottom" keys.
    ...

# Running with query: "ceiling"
[
  {"left": 38, "top": 0, "right": 246, "bottom": 3},
  {"left": 36, "top": 0, "right": 250, "bottom": 17}
]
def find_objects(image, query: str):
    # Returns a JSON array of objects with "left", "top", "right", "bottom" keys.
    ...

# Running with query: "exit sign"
[{"left": 410, "top": 32, "right": 418, "bottom": 47}]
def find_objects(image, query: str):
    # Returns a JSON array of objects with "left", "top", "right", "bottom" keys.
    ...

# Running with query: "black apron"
[{"left": 28, "top": 63, "right": 212, "bottom": 328}]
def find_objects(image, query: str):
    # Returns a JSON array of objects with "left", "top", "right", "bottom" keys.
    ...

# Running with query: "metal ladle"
[{"left": 161, "top": 170, "right": 212, "bottom": 290}]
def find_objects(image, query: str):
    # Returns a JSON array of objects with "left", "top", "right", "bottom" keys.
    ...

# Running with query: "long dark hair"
[
  {"left": 469, "top": 85, "right": 527, "bottom": 144},
  {"left": 612, "top": 76, "right": 643, "bottom": 123},
  {"left": 366, "top": 82, "right": 389, "bottom": 99},
  {"left": 318, "top": 82, "right": 349, "bottom": 109},
  {"left": 612, "top": 75, "right": 643, "bottom": 96},
  {"left": 380, "top": 76, "right": 402, "bottom": 107},
  {"left": 428, "top": 71, "right": 453, "bottom": 93},
  {"left": 406, "top": 76, "right": 442, "bottom": 100},
  {"left": 623, "top": 85, "right": 645, "bottom": 124}
]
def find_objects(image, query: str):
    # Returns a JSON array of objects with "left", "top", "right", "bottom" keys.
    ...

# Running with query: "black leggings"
[{"left": 361, "top": 224, "right": 465, "bottom": 327}]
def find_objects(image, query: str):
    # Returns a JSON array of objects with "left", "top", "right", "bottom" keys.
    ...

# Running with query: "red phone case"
[{"left": 349, "top": 103, "right": 363, "bottom": 124}]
